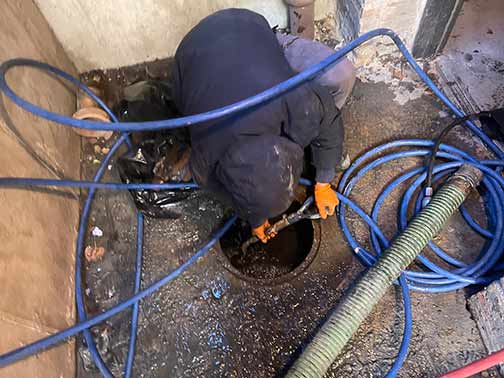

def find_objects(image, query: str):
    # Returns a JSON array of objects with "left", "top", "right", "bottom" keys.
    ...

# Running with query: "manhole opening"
[{"left": 220, "top": 203, "right": 315, "bottom": 281}]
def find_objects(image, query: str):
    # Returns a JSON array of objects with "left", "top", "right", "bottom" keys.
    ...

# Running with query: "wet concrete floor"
[{"left": 77, "top": 67, "right": 497, "bottom": 377}]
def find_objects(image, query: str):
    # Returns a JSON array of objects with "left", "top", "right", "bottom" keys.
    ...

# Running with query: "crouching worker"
[{"left": 172, "top": 9, "right": 355, "bottom": 243}]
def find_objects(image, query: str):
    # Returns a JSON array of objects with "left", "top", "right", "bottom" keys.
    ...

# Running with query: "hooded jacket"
[{"left": 172, "top": 8, "right": 343, "bottom": 227}]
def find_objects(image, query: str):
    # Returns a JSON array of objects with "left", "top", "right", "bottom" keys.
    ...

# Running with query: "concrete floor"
[
  {"left": 77, "top": 61, "right": 498, "bottom": 377},
  {"left": 433, "top": 0, "right": 504, "bottom": 113}
]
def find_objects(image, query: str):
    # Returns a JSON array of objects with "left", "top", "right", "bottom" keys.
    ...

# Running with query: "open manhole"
[{"left": 219, "top": 204, "right": 320, "bottom": 285}]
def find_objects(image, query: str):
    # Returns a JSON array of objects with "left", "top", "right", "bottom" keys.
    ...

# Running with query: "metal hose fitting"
[{"left": 286, "top": 164, "right": 483, "bottom": 378}]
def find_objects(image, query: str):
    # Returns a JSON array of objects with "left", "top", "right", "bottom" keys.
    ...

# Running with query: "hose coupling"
[
  {"left": 422, "top": 186, "right": 433, "bottom": 208},
  {"left": 447, "top": 164, "right": 483, "bottom": 194}
]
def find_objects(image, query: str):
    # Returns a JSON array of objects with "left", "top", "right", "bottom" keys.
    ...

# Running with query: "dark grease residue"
[{"left": 220, "top": 217, "right": 314, "bottom": 280}]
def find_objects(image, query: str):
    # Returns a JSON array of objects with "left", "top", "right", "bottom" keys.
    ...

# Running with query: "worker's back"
[
  {"left": 173, "top": 8, "right": 321, "bottom": 179},
  {"left": 173, "top": 8, "right": 293, "bottom": 117},
  {"left": 172, "top": 8, "right": 336, "bottom": 225}
]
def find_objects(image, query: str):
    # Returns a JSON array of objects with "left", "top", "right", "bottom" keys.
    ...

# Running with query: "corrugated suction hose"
[{"left": 286, "top": 164, "right": 484, "bottom": 378}]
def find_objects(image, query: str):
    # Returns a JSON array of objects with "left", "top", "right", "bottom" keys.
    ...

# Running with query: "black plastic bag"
[{"left": 115, "top": 80, "right": 194, "bottom": 218}]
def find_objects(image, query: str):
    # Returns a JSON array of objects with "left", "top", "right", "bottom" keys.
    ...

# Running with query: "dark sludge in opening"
[{"left": 220, "top": 203, "right": 315, "bottom": 280}]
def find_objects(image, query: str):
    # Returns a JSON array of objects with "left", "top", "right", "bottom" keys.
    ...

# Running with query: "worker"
[{"left": 172, "top": 8, "right": 355, "bottom": 243}]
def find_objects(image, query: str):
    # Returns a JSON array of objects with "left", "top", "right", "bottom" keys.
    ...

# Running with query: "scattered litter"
[
  {"left": 108, "top": 164, "right": 113, "bottom": 171},
  {"left": 439, "top": 110, "right": 449, "bottom": 118},
  {"left": 314, "top": 16, "right": 339, "bottom": 49},
  {"left": 78, "top": 326, "right": 115, "bottom": 372},
  {"left": 212, "top": 286, "right": 224, "bottom": 300},
  {"left": 107, "top": 286, "right": 116, "bottom": 299},
  {"left": 84, "top": 245, "right": 106, "bottom": 262},
  {"left": 71, "top": 106, "right": 113, "bottom": 139},
  {"left": 207, "top": 331, "right": 226, "bottom": 350},
  {"left": 92, "top": 159, "right": 101, "bottom": 165},
  {"left": 211, "top": 277, "right": 230, "bottom": 300},
  {"left": 78, "top": 345, "right": 95, "bottom": 371},
  {"left": 102, "top": 147, "right": 110, "bottom": 154},
  {"left": 94, "top": 145, "right": 102, "bottom": 154},
  {"left": 91, "top": 226, "right": 104, "bottom": 237}
]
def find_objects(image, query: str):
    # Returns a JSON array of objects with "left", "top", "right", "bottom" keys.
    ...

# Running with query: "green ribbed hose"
[{"left": 286, "top": 165, "right": 483, "bottom": 378}]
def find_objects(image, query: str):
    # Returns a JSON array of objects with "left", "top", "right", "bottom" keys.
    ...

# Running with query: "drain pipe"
[
  {"left": 286, "top": 164, "right": 484, "bottom": 378},
  {"left": 284, "top": 0, "right": 315, "bottom": 39}
]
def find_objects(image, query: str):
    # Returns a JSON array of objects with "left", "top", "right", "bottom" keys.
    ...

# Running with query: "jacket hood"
[{"left": 215, "top": 135, "right": 303, "bottom": 227}]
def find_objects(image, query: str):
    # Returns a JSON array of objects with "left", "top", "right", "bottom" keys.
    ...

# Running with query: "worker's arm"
[
  {"left": 311, "top": 111, "right": 344, "bottom": 184},
  {"left": 311, "top": 100, "right": 343, "bottom": 218},
  {"left": 284, "top": 84, "right": 343, "bottom": 219}
]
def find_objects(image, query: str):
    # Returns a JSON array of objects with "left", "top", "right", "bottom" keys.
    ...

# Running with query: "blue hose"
[
  {"left": 1, "top": 28, "right": 500, "bottom": 161},
  {"left": 74, "top": 134, "right": 130, "bottom": 377},
  {"left": 124, "top": 212, "right": 144, "bottom": 378},
  {"left": 338, "top": 140, "right": 504, "bottom": 292},
  {"left": 0, "top": 178, "right": 197, "bottom": 190},
  {"left": 0, "top": 213, "right": 237, "bottom": 367},
  {"left": 0, "top": 28, "right": 502, "bottom": 377}
]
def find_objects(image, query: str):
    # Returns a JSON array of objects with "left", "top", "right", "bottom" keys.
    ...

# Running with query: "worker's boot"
[{"left": 336, "top": 153, "right": 351, "bottom": 171}]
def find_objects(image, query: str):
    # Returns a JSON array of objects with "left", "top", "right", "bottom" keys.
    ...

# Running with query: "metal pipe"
[
  {"left": 286, "top": 164, "right": 484, "bottom": 378},
  {"left": 285, "top": 0, "right": 315, "bottom": 39}
]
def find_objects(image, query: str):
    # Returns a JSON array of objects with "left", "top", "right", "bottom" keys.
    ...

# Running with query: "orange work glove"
[
  {"left": 252, "top": 220, "right": 278, "bottom": 244},
  {"left": 314, "top": 183, "right": 339, "bottom": 219}
]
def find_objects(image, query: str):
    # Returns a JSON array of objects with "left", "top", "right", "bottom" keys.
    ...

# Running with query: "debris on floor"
[
  {"left": 91, "top": 226, "right": 103, "bottom": 238},
  {"left": 315, "top": 15, "right": 340, "bottom": 49},
  {"left": 85, "top": 245, "right": 106, "bottom": 262}
]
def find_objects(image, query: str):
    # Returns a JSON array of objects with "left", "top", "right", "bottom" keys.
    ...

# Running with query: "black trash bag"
[
  {"left": 116, "top": 80, "right": 179, "bottom": 123},
  {"left": 115, "top": 80, "right": 194, "bottom": 218}
]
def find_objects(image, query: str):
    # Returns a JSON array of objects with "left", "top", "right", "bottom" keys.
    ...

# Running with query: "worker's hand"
[
  {"left": 252, "top": 220, "right": 278, "bottom": 244},
  {"left": 315, "top": 182, "right": 339, "bottom": 219}
]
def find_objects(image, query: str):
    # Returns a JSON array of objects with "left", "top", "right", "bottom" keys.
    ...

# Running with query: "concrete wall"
[
  {"left": 335, "top": 0, "right": 427, "bottom": 44},
  {"left": 360, "top": 0, "right": 426, "bottom": 47},
  {"left": 0, "top": 1, "right": 80, "bottom": 377},
  {"left": 335, "top": 0, "right": 427, "bottom": 65},
  {"left": 35, "top": 0, "right": 335, "bottom": 72}
]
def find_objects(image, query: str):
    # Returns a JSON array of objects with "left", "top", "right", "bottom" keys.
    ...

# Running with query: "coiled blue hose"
[
  {"left": 339, "top": 140, "right": 504, "bottom": 290},
  {"left": 0, "top": 27, "right": 502, "bottom": 378}
]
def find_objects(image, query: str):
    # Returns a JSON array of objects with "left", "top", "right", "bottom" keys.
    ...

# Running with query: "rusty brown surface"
[{"left": 0, "top": 1, "right": 80, "bottom": 377}]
